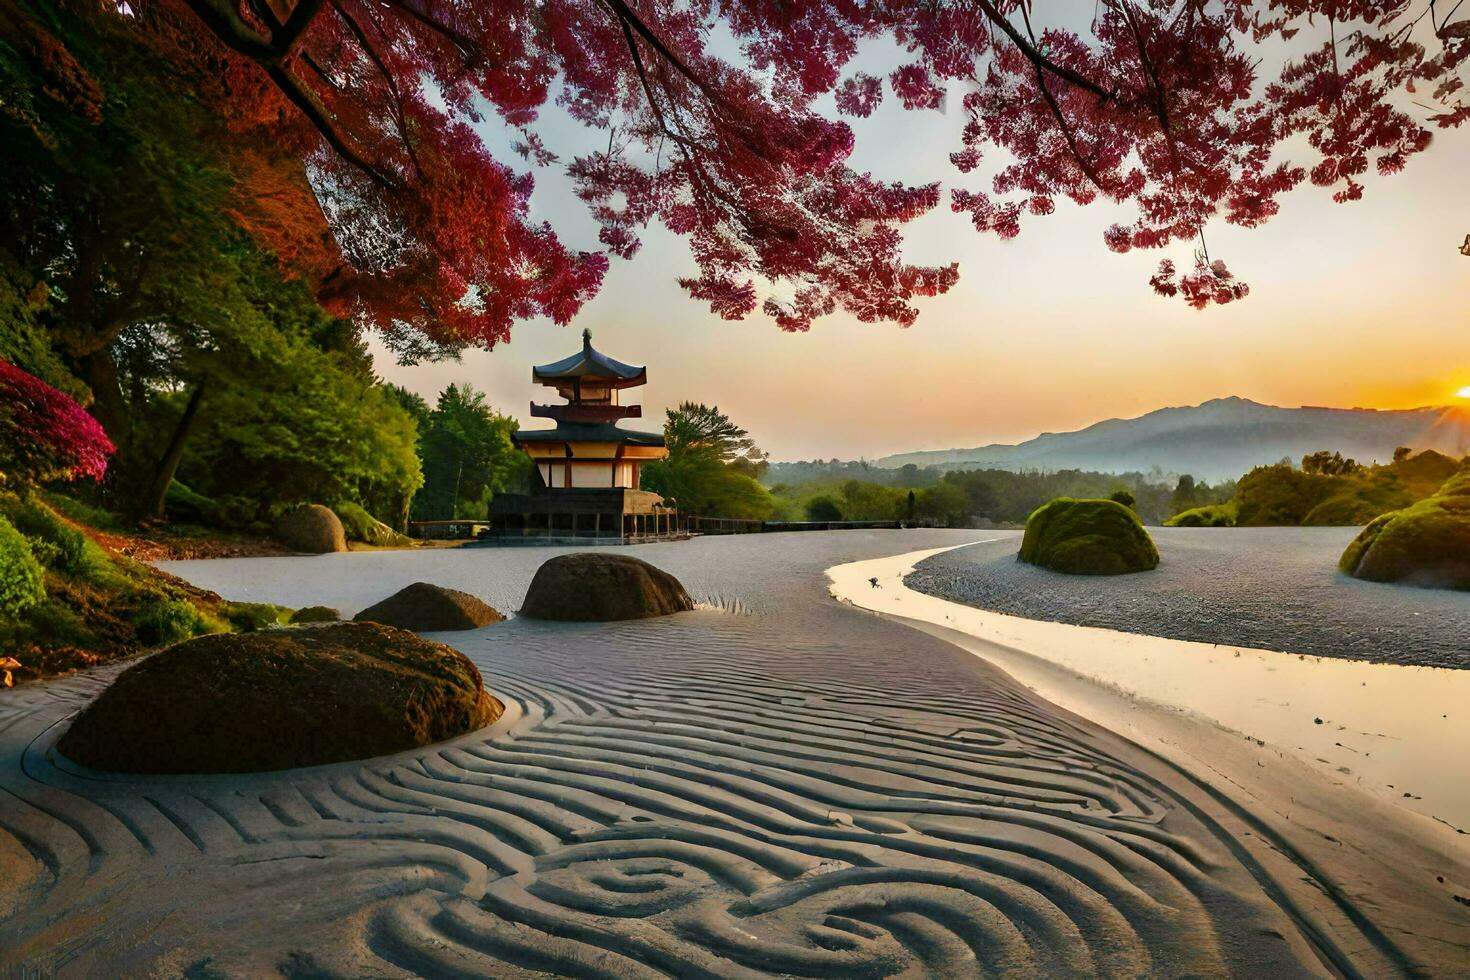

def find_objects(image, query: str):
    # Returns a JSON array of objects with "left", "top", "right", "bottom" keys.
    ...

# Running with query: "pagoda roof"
[
  {"left": 532, "top": 329, "right": 647, "bottom": 388},
  {"left": 514, "top": 422, "right": 665, "bottom": 447}
]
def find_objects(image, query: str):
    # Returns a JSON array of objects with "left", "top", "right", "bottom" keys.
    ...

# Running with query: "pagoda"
[{"left": 487, "top": 330, "right": 679, "bottom": 542}]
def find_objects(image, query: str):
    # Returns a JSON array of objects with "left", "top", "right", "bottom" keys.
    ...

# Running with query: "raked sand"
[{"left": 0, "top": 530, "right": 1466, "bottom": 976}]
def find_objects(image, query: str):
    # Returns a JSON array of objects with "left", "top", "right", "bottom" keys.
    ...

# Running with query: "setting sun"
[{"left": 1458, "top": 386, "right": 1470, "bottom": 399}]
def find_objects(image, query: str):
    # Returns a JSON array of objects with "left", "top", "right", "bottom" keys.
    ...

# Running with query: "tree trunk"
[{"left": 138, "top": 382, "right": 208, "bottom": 521}]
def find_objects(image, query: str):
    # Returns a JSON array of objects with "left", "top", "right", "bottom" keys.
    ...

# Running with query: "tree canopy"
[
  {"left": 2, "top": 6, "right": 423, "bottom": 521},
  {"left": 5, "top": 0, "right": 1462, "bottom": 363},
  {"left": 642, "top": 402, "right": 774, "bottom": 518},
  {"left": 400, "top": 384, "right": 530, "bottom": 521}
]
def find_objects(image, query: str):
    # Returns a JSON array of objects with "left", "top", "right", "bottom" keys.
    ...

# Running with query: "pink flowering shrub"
[{"left": 0, "top": 359, "right": 115, "bottom": 487}]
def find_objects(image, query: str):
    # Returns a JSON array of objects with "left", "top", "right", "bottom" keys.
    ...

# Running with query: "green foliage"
[
  {"left": 2, "top": 7, "right": 422, "bottom": 524},
  {"left": 1108, "top": 488, "right": 1136, "bottom": 509},
  {"left": 837, "top": 480, "right": 905, "bottom": 521},
  {"left": 220, "top": 602, "right": 291, "bottom": 633},
  {"left": 915, "top": 482, "right": 971, "bottom": 526},
  {"left": 165, "top": 480, "right": 222, "bottom": 525},
  {"left": 806, "top": 495, "right": 844, "bottom": 521},
  {"left": 1339, "top": 463, "right": 1470, "bottom": 590},
  {"left": 1020, "top": 498, "right": 1160, "bottom": 575},
  {"left": 1201, "top": 450, "right": 1460, "bottom": 528},
  {"left": 41, "top": 492, "right": 122, "bottom": 532},
  {"left": 643, "top": 403, "right": 774, "bottom": 520},
  {"left": 177, "top": 343, "right": 422, "bottom": 526},
  {"left": 1301, "top": 450, "right": 1364, "bottom": 476},
  {"left": 131, "top": 597, "right": 209, "bottom": 647},
  {"left": 664, "top": 402, "right": 768, "bottom": 473},
  {"left": 0, "top": 516, "right": 47, "bottom": 621},
  {"left": 334, "top": 501, "right": 412, "bottom": 546},
  {"left": 408, "top": 384, "right": 528, "bottom": 521},
  {"left": 2, "top": 495, "right": 89, "bottom": 574},
  {"left": 1165, "top": 502, "right": 1238, "bottom": 527}
]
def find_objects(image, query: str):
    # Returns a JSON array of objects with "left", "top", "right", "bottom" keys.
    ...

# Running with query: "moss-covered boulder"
[
  {"left": 56, "top": 622, "right": 500, "bottom": 773},
  {"left": 1020, "top": 497, "right": 1160, "bottom": 575},
  {"left": 1339, "top": 464, "right": 1470, "bottom": 590},
  {"left": 291, "top": 605, "right": 341, "bottom": 624},
  {"left": 334, "top": 501, "right": 413, "bottom": 547},
  {"left": 355, "top": 582, "right": 503, "bottom": 632},
  {"left": 520, "top": 553, "right": 693, "bottom": 621},
  {"left": 274, "top": 504, "right": 346, "bottom": 554},
  {"left": 1165, "top": 504, "right": 1236, "bottom": 528}
]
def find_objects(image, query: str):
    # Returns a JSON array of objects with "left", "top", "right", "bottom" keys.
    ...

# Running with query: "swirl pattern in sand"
[{"left": 0, "top": 532, "right": 1431, "bottom": 976}]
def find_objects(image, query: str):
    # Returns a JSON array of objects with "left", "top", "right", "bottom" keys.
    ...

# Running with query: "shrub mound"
[
  {"left": 1020, "top": 497, "right": 1160, "bottom": 575},
  {"left": 1165, "top": 503, "right": 1236, "bottom": 527},
  {"left": 56, "top": 622, "right": 500, "bottom": 773},
  {"left": 355, "top": 582, "right": 503, "bottom": 632},
  {"left": 0, "top": 516, "right": 46, "bottom": 621},
  {"left": 1339, "top": 464, "right": 1470, "bottom": 590},
  {"left": 520, "top": 553, "right": 693, "bottom": 621},
  {"left": 274, "top": 504, "right": 346, "bottom": 554}
]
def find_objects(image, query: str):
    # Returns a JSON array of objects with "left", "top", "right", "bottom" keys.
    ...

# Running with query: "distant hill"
[{"left": 875, "top": 397, "right": 1470, "bottom": 482}]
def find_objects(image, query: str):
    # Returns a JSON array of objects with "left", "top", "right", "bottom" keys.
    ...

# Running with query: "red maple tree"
[
  {"left": 105, "top": 1, "right": 1470, "bottom": 336},
  {"left": 0, "top": 360, "right": 116, "bottom": 486}
]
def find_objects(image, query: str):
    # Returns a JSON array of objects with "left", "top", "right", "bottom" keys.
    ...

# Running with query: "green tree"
[
  {"left": 1170, "top": 474, "right": 1198, "bottom": 514},
  {"left": 642, "top": 403, "right": 774, "bottom": 519},
  {"left": 806, "top": 496, "right": 844, "bottom": 521},
  {"left": 411, "top": 385, "right": 529, "bottom": 521},
  {"left": 177, "top": 341, "right": 422, "bottom": 526},
  {"left": 1, "top": 4, "right": 408, "bottom": 522},
  {"left": 917, "top": 483, "right": 970, "bottom": 526}
]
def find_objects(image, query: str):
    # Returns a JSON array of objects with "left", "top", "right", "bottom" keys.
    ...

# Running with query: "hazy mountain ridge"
[{"left": 875, "top": 397, "right": 1470, "bottom": 482}]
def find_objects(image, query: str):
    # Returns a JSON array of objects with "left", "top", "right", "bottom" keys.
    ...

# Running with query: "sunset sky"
[{"left": 376, "top": 40, "right": 1470, "bottom": 462}]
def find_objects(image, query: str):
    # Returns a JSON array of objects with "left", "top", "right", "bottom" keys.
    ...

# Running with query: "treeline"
[
  {"left": 767, "top": 460, "right": 938, "bottom": 488},
  {"left": 1168, "top": 448, "right": 1460, "bottom": 527},
  {"left": 767, "top": 469, "right": 1232, "bottom": 526}
]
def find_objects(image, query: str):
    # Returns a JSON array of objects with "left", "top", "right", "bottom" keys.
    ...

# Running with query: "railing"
[
  {"left": 683, "top": 517, "right": 905, "bottom": 535},
  {"left": 408, "top": 519, "right": 492, "bottom": 540}
]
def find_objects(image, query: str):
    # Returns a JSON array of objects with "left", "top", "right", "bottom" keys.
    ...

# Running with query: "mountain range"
[{"left": 874, "top": 397, "right": 1470, "bottom": 482}]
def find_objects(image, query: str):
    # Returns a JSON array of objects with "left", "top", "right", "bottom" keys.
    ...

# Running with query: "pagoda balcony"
[{"left": 530, "top": 402, "right": 641, "bottom": 422}]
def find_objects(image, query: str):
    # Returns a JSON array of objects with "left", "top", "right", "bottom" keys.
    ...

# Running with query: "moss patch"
[
  {"left": 56, "top": 622, "right": 501, "bottom": 774},
  {"left": 1339, "top": 464, "right": 1470, "bottom": 590},
  {"left": 1165, "top": 502, "right": 1237, "bottom": 527},
  {"left": 334, "top": 501, "right": 412, "bottom": 548},
  {"left": 1020, "top": 497, "right": 1160, "bottom": 575}
]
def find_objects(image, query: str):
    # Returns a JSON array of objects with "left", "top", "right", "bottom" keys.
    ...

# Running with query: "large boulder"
[
  {"left": 274, "top": 504, "right": 347, "bottom": 554},
  {"left": 1339, "top": 463, "right": 1470, "bottom": 590},
  {"left": 355, "top": 582, "right": 503, "bottom": 632},
  {"left": 520, "top": 552, "right": 693, "bottom": 621},
  {"left": 56, "top": 622, "right": 500, "bottom": 773},
  {"left": 1020, "top": 497, "right": 1160, "bottom": 575}
]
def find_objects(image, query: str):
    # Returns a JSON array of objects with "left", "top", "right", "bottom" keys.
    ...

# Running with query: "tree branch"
[{"left": 971, "top": 0, "right": 1118, "bottom": 103}]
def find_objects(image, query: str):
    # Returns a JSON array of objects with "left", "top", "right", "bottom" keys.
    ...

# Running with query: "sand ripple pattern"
[{"left": 0, "top": 534, "right": 1424, "bottom": 976}]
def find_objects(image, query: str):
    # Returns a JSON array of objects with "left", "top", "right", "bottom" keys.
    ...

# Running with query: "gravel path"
[{"left": 907, "top": 527, "right": 1470, "bottom": 668}]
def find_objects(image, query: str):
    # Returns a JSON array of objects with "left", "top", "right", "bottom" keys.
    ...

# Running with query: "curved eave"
[
  {"left": 514, "top": 424, "right": 666, "bottom": 448},
  {"left": 531, "top": 349, "right": 647, "bottom": 387}
]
